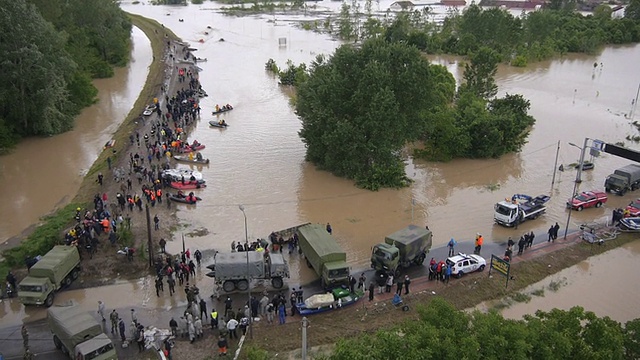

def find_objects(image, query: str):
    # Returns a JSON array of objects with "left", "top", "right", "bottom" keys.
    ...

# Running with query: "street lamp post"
[
  {"left": 564, "top": 138, "right": 589, "bottom": 239},
  {"left": 238, "top": 205, "right": 252, "bottom": 339}
]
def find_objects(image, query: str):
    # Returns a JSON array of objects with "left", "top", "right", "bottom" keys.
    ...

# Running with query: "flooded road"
[
  {"left": 498, "top": 239, "right": 640, "bottom": 324},
  {"left": 0, "top": 26, "right": 152, "bottom": 241},
  {"left": 119, "top": 3, "right": 640, "bottom": 285}
]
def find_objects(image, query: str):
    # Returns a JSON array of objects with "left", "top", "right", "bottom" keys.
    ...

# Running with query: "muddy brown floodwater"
[
  {"left": 0, "top": 26, "right": 152, "bottom": 242},
  {"left": 494, "top": 239, "right": 640, "bottom": 323}
]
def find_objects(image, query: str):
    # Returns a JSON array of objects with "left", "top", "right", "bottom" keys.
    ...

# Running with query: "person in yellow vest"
[
  {"left": 215, "top": 104, "right": 220, "bottom": 113},
  {"left": 188, "top": 151, "right": 194, "bottom": 161},
  {"left": 210, "top": 310, "right": 218, "bottom": 330}
]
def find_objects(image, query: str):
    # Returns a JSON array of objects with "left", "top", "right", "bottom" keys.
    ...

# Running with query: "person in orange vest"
[
  {"left": 156, "top": 189, "right": 163, "bottom": 204},
  {"left": 474, "top": 233, "right": 484, "bottom": 255},
  {"left": 150, "top": 192, "right": 156, "bottom": 207}
]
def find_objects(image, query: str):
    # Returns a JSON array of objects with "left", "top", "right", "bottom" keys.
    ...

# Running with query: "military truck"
[
  {"left": 297, "top": 223, "right": 350, "bottom": 289},
  {"left": 605, "top": 164, "right": 640, "bottom": 196},
  {"left": 371, "top": 225, "right": 432, "bottom": 276},
  {"left": 18, "top": 245, "right": 81, "bottom": 307},
  {"left": 206, "top": 251, "right": 290, "bottom": 292},
  {"left": 47, "top": 305, "right": 117, "bottom": 360}
]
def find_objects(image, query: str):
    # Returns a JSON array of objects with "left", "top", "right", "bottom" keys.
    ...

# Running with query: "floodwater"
[
  {"left": 1, "top": 1, "right": 640, "bottom": 318},
  {"left": 495, "top": 239, "right": 640, "bottom": 324},
  {"left": 0, "top": 26, "right": 153, "bottom": 241}
]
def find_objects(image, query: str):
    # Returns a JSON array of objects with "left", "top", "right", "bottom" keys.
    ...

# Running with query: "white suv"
[{"left": 446, "top": 253, "right": 486, "bottom": 278}]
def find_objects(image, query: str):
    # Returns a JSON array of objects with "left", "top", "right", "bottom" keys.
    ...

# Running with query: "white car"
[{"left": 446, "top": 253, "right": 486, "bottom": 278}]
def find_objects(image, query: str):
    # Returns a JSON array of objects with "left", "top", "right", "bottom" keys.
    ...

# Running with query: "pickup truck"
[{"left": 567, "top": 190, "right": 607, "bottom": 211}]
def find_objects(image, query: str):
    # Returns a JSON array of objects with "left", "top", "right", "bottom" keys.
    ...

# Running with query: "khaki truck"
[
  {"left": 18, "top": 245, "right": 81, "bottom": 307},
  {"left": 297, "top": 224, "right": 350, "bottom": 289},
  {"left": 47, "top": 305, "right": 117, "bottom": 360},
  {"left": 206, "top": 251, "right": 290, "bottom": 292},
  {"left": 370, "top": 225, "right": 432, "bottom": 276}
]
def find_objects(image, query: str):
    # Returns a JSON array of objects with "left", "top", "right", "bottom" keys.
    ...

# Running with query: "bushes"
[{"left": 2, "top": 203, "right": 81, "bottom": 267}]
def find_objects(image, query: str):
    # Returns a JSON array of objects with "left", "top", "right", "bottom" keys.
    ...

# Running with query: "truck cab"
[
  {"left": 74, "top": 333, "right": 117, "bottom": 360},
  {"left": 323, "top": 261, "right": 350, "bottom": 289},
  {"left": 494, "top": 201, "right": 518, "bottom": 226},
  {"left": 605, "top": 174, "right": 629, "bottom": 194},
  {"left": 18, "top": 277, "right": 54, "bottom": 307},
  {"left": 371, "top": 243, "right": 400, "bottom": 272}
]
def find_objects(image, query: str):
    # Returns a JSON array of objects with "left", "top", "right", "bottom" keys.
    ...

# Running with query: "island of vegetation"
[
  {"left": 0, "top": 0, "right": 132, "bottom": 153},
  {"left": 264, "top": 2, "right": 640, "bottom": 190}
]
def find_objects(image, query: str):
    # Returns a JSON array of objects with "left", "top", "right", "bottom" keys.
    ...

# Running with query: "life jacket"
[
  {"left": 150, "top": 193, "right": 156, "bottom": 201},
  {"left": 156, "top": 189, "right": 162, "bottom": 197}
]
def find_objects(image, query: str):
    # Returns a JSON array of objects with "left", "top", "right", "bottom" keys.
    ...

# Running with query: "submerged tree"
[{"left": 297, "top": 38, "right": 454, "bottom": 190}]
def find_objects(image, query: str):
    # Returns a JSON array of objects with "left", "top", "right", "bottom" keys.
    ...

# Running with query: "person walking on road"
[
  {"left": 553, "top": 222, "right": 560, "bottom": 240},
  {"left": 118, "top": 318, "right": 126, "bottom": 342},
  {"left": 474, "top": 233, "right": 483, "bottom": 255},
  {"left": 404, "top": 275, "right": 411, "bottom": 295},
  {"left": 396, "top": 277, "right": 404, "bottom": 295},
  {"left": 97, "top": 301, "right": 106, "bottom": 321},
  {"left": 110, "top": 309, "right": 119, "bottom": 334},
  {"left": 368, "top": 282, "right": 375, "bottom": 301},
  {"left": 547, "top": 225, "right": 554, "bottom": 242},
  {"left": 447, "top": 238, "right": 456, "bottom": 257},
  {"left": 226, "top": 318, "right": 239, "bottom": 339}
]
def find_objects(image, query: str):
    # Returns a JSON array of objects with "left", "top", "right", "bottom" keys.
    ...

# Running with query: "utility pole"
[
  {"left": 145, "top": 204, "right": 153, "bottom": 267},
  {"left": 564, "top": 137, "right": 588, "bottom": 239},
  {"left": 551, "top": 140, "right": 560, "bottom": 189},
  {"left": 301, "top": 317, "right": 309, "bottom": 360}
]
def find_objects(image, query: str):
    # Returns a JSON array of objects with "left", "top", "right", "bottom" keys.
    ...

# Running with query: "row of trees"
[
  {"left": 326, "top": 2, "right": 640, "bottom": 66},
  {"left": 0, "top": 0, "right": 131, "bottom": 152},
  {"left": 326, "top": 298, "right": 640, "bottom": 360},
  {"left": 291, "top": 30, "right": 534, "bottom": 189}
]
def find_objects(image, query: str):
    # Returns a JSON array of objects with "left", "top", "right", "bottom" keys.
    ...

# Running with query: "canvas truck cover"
[
  {"left": 28, "top": 245, "right": 79, "bottom": 285},
  {"left": 297, "top": 224, "right": 347, "bottom": 266},
  {"left": 384, "top": 225, "right": 432, "bottom": 259},
  {"left": 614, "top": 164, "right": 640, "bottom": 181},
  {"left": 304, "top": 293, "right": 335, "bottom": 309},
  {"left": 47, "top": 305, "right": 103, "bottom": 350},
  {"left": 268, "top": 253, "right": 289, "bottom": 278},
  {"left": 214, "top": 251, "right": 266, "bottom": 280},
  {"left": 74, "top": 333, "right": 117, "bottom": 360}
]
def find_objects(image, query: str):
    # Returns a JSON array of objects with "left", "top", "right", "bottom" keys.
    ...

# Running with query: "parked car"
[
  {"left": 445, "top": 253, "right": 486, "bottom": 278},
  {"left": 567, "top": 191, "right": 608, "bottom": 211},
  {"left": 625, "top": 198, "right": 640, "bottom": 217}
]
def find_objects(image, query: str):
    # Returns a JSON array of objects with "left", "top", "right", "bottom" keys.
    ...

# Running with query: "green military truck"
[
  {"left": 297, "top": 224, "right": 350, "bottom": 289},
  {"left": 47, "top": 305, "right": 117, "bottom": 360},
  {"left": 370, "top": 225, "right": 432, "bottom": 276},
  {"left": 18, "top": 245, "right": 81, "bottom": 307}
]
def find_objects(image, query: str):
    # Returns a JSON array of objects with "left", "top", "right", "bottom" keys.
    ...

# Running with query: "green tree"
[
  {"left": 328, "top": 298, "right": 629, "bottom": 360},
  {"left": 460, "top": 46, "right": 500, "bottom": 100},
  {"left": 297, "top": 38, "right": 445, "bottom": 189},
  {"left": 626, "top": 0, "right": 640, "bottom": 21},
  {"left": 0, "top": 0, "right": 76, "bottom": 136}
]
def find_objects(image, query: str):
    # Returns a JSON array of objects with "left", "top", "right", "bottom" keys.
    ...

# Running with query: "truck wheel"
[
  {"left": 236, "top": 280, "right": 249, "bottom": 291},
  {"left": 621, "top": 189, "right": 627, "bottom": 196},
  {"left": 62, "top": 276, "right": 72, "bottom": 288},
  {"left": 577, "top": 206, "right": 583, "bottom": 211},
  {"left": 271, "top": 277, "right": 283, "bottom": 289},
  {"left": 45, "top": 293, "right": 54, "bottom": 307},
  {"left": 416, "top": 254, "right": 426, "bottom": 265},
  {"left": 595, "top": 202, "right": 602, "bottom": 208},
  {"left": 305, "top": 258, "right": 312, "bottom": 268},
  {"left": 53, "top": 335, "right": 62, "bottom": 349},
  {"left": 222, "top": 281, "right": 235, "bottom": 292},
  {"left": 71, "top": 268, "right": 80, "bottom": 280}
]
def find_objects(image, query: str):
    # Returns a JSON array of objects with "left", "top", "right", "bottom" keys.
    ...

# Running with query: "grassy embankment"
[
  {"left": 244, "top": 233, "right": 639, "bottom": 357},
  {"left": 0, "top": 14, "right": 178, "bottom": 278}
]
